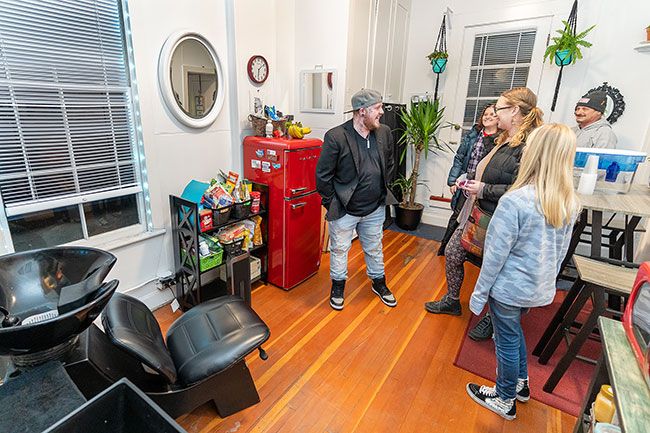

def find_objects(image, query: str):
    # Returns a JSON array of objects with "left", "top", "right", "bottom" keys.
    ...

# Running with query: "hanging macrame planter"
[
  {"left": 547, "top": 0, "right": 595, "bottom": 112},
  {"left": 550, "top": 1, "right": 578, "bottom": 111},
  {"left": 427, "top": 15, "right": 448, "bottom": 100}
]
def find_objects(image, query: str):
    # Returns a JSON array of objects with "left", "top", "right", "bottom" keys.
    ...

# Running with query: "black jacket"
[
  {"left": 478, "top": 143, "right": 524, "bottom": 214},
  {"left": 316, "top": 119, "right": 398, "bottom": 221}
]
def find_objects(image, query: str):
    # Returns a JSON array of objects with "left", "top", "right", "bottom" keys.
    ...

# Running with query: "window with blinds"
[
  {"left": 462, "top": 30, "right": 536, "bottom": 128},
  {"left": 0, "top": 0, "right": 141, "bottom": 213},
  {"left": 0, "top": 0, "right": 146, "bottom": 252}
]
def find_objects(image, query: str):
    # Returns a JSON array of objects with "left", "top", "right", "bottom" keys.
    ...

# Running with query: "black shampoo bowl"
[{"left": 0, "top": 247, "right": 117, "bottom": 356}]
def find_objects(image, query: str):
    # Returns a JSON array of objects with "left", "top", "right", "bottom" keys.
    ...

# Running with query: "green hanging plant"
[
  {"left": 426, "top": 50, "right": 448, "bottom": 61},
  {"left": 543, "top": 20, "right": 596, "bottom": 64}
]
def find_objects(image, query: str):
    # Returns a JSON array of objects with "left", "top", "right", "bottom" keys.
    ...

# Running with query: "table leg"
[
  {"left": 538, "top": 281, "right": 591, "bottom": 365},
  {"left": 572, "top": 352, "right": 608, "bottom": 433},
  {"left": 533, "top": 278, "right": 583, "bottom": 357},
  {"left": 624, "top": 215, "right": 641, "bottom": 262},
  {"left": 558, "top": 210, "right": 588, "bottom": 281},
  {"left": 543, "top": 285, "right": 606, "bottom": 393},
  {"left": 591, "top": 210, "right": 603, "bottom": 259}
]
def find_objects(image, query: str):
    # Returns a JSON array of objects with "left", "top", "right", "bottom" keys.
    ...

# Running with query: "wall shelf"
[{"left": 633, "top": 41, "right": 650, "bottom": 52}]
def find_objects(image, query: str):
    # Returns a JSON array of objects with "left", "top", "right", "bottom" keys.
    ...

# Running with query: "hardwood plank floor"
[{"left": 155, "top": 230, "right": 576, "bottom": 432}]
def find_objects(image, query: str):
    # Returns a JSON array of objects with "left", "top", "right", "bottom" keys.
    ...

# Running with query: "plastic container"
[
  {"left": 44, "top": 378, "right": 186, "bottom": 433},
  {"left": 232, "top": 200, "right": 252, "bottom": 219},
  {"left": 212, "top": 206, "right": 232, "bottom": 226},
  {"left": 594, "top": 384, "right": 616, "bottom": 423},
  {"left": 574, "top": 148, "right": 647, "bottom": 193},
  {"left": 221, "top": 237, "right": 245, "bottom": 257}
]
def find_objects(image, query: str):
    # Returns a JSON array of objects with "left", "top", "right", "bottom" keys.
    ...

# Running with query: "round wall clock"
[{"left": 247, "top": 55, "right": 269, "bottom": 84}]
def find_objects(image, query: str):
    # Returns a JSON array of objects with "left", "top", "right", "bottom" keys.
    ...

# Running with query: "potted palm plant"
[
  {"left": 543, "top": 20, "right": 596, "bottom": 66},
  {"left": 427, "top": 50, "right": 448, "bottom": 73},
  {"left": 393, "top": 99, "right": 448, "bottom": 231}
]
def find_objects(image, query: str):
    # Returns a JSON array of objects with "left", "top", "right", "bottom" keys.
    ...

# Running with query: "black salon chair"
[{"left": 101, "top": 292, "right": 270, "bottom": 418}]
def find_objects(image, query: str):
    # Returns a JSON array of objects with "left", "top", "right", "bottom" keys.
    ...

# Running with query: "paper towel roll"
[
  {"left": 577, "top": 172, "right": 597, "bottom": 195},
  {"left": 584, "top": 154, "right": 599, "bottom": 175}
]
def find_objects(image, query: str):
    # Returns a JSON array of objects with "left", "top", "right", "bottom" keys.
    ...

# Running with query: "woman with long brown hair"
[{"left": 425, "top": 87, "right": 544, "bottom": 317}]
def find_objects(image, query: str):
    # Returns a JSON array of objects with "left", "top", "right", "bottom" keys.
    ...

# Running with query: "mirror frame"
[
  {"left": 158, "top": 31, "right": 225, "bottom": 128},
  {"left": 299, "top": 68, "right": 336, "bottom": 114},
  {"left": 585, "top": 82, "right": 625, "bottom": 125}
]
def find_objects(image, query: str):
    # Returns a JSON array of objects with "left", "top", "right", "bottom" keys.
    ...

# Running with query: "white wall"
[
  {"left": 98, "top": 0, "right": 235, "bottom": 308},
  {"left": 403, "top": 0, "right": 650, "bottom": 226},
  {"left": 101, "top": 0, "right": 353, "bottom": 307}
]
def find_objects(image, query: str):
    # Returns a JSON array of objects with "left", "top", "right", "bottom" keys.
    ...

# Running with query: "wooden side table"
[{"left": 573, "top": 317, "right": 650, "bottom": 433}]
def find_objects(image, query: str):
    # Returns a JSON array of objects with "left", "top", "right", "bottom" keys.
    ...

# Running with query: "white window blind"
[
  {"left": 463, "top": 30, "right": 536, "bottom": 127},
  {"left": 0, "top": 0, "right": 140, "bottom": 214}
]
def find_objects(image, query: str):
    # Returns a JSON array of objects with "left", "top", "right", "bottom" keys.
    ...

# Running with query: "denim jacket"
[{"left": 469, "top": 185, "right": 575, "bottom": 314}]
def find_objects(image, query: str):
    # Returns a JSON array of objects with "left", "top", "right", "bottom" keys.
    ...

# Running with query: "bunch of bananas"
[{"left": 287, "top": 121, "right": 311, "bottom": 139}]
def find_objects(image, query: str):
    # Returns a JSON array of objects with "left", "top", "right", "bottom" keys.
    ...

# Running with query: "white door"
[
  {"left": 345, "top": 0, "right": 373, "bottom": 111},
  {"left": 368, "top": 0, "right": 392, "bottom": 95},
  {"left": 448, "top": 17, "right": 553, "bottom": 139},
  {"left": 385, "top": 2, "right": 409, "bottom": 102}
]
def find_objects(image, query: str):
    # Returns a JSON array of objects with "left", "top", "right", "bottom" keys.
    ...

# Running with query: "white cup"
[
  {"left": 577, "top": 172, "right": 597, "bottom": 195},
  {"left": 584, "top": 155, "right": 600, "bottom": 175}
]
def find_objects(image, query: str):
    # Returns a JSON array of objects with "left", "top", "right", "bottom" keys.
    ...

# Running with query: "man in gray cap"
[
  {"left": 572, "top": 90, "right": 617, "bottom": 148},
  {"left": 316, "top": 89, "right": 398, "bottom": 310}
]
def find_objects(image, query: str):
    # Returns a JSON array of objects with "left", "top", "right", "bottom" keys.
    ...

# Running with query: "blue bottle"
[{"left": 605, "top": 161, "right": 620, "bottom": 182}]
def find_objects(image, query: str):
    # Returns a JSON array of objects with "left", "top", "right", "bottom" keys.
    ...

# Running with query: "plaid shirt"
[{"left": 466, "top": 131, "right": 486, "bottom": 179}]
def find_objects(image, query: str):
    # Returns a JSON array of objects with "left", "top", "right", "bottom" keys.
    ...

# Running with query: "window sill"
[{"left": 67, "top": 226, "right": 166, "bottom": 251}]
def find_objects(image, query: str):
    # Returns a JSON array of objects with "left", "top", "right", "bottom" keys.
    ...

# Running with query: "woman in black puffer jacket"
[{"left": 426, "top": 88, "right": 544, "bottom": 321}]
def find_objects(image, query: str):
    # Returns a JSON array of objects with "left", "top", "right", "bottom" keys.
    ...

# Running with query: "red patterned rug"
[{"left": 453, "top": 291, "right": 600, "bottom": 416}]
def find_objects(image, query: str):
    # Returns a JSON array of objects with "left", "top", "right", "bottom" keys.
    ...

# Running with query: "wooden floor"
[{"left": 155, "top": 230, "right": 576, "bottom": 433}]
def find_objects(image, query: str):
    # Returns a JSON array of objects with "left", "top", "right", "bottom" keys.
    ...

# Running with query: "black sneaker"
[
  {"left": 516, "top": 378, "right": 530, "bottom": 402},
  {"left": 469, "top": 313, "right": 493, "bottom": 341},
  {"left": 371, "top": 277, "right": 397, "bottom": 307},
  {"left": 424, "top": 295, "right": 461, "bottom": 316},
  {"left": 330, "top": 279, "right": 345, "bottom": 310},
  {"left": 466, "top": 383, "right": 516, "bottom": 420}
]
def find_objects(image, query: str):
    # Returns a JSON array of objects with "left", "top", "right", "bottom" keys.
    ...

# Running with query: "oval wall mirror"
[{"left": 158, "top": 31, "right": 225, "bottom": 128}]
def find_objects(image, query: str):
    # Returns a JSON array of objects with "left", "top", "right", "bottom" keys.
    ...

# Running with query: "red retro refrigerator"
[{"left": 243, "top": 136, "right": 323, "bottom": 289}]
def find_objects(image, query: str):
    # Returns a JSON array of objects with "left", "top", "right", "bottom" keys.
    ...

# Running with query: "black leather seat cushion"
[
  {"left": 102, "top": 292, "right": 177, "bottom": 384},
  {"left": 166, "top": 296, "right": 270, "bottom": 386}
]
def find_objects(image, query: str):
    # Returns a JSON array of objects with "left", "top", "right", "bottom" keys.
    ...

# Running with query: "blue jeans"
[
  {"left": 328, "top": 206, "right": 385, "bottom": 281},
  {"left": 489, "top": 297, "right": 529, "bottom": 400}
]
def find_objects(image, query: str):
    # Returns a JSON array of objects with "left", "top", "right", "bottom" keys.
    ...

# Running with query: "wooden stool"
[{"left": 537, "top": 256, "right": 636, "bottom": 393}]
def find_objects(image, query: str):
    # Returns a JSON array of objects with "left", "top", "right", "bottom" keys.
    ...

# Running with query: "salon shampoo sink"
[{"left": 0, "top": 247, "right": 118, "bottom": 357}]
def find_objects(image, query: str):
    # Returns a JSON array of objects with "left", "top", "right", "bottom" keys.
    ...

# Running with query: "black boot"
[
  {"left": 468, "top": 312, "right": 493, "bottom": 341},
  {"left": 424, "top": 294, "right": 461, "bottom": 315},
  {"left": 330, "top": 279, "right": 346, "bottom": 310},
  {"left": 371, "top": 276, "right": 397, "bottom": 307}
]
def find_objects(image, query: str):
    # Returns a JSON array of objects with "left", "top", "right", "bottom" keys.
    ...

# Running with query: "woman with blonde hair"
[
  {"left": 465, "top": 123, "right": 581, "bottom": 420},
  {"left": 426, "top": 87, "right": 544, "bottom": 320}
]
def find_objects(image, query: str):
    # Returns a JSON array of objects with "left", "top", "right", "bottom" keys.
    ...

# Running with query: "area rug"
[
  {"left": 387, "top": 222, "right": 446, "bottom": 242},
  {"left": 453, "top": 291, "right": 600, "bottom": 416}
]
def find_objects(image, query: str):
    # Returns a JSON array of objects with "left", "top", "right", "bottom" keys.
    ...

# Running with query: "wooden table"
[
  {"left": 573, "top": 317, "right": 650, "bottom": 433},
  {"left": 579, "top": 185, "right": 650, "bottom": 261},
  {"left": 559, "top": 185, "right": 650, "bottom": 276}
]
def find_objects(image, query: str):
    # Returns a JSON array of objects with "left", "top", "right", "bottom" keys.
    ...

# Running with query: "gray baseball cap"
[{"left": 345, "top": 89, "right": 383, "bottom": 113}]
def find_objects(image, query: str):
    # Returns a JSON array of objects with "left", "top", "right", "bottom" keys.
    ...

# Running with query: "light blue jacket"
[{"left": 469, "top": 185, "right": 576, "bottom": 314}]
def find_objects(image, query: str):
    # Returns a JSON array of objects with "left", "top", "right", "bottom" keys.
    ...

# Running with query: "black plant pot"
[{"left": 394, "top": 204, "right": 424, "bottom": 231}]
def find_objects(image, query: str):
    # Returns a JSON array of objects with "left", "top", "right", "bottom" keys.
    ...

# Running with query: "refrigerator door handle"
[
  {"left": 291, "top": 202, "right": 307, "bottom": 210},
  {"left": 290, "top": 187, "right": 308, "bottom": 195}
]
